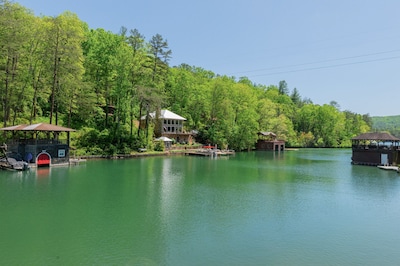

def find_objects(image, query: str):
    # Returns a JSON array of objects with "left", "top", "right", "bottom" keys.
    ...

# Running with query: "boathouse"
[
  {"left": 0, "top": 123, "right": 75, "bottom": 167},
  {"left": 351, "top": 132, "right": 400, "bottom": 166},
  {"left": 256, "top": 131, "right": 285, "bottom": 151},
  {"left": 140, "top": 109, "right": 193, "bottom": 144}
]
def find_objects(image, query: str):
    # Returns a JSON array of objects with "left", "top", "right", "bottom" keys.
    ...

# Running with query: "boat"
[
  {"left": 0, "top": 157, "right": 30, "bottom": 171},
  {"left": 0, "top": 144, "right": 29, "bottom": 171}
]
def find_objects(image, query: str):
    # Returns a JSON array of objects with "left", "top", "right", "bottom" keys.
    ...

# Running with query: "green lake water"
[{"left": 1, "top": 149, "right": 400, "bottom": 265}]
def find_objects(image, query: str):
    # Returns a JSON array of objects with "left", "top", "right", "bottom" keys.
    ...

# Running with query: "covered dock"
[
  {"left": 351, "top": 132, "right": 400, "bottom": 166},
  {"left": 0, "top": 123, "right": 75, "bottom": 167}
]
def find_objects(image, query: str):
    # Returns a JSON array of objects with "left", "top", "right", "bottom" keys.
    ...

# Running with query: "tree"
[
  {"left": 43, "top": 12, "right": 86, "bottom": 125},
  {"left": 0, "top": 1, "right": 34, "bottom": 126},
  {"left": 148, "top": 33, "right": 171, "bottom": 85},
  {"left": 126, "top": 28, "right": 150, "bottom": 136},
  {"left": 82, "top": 28, "right": 121, "bottom": 128},
  {"left": 229, "top": 82, "right": 259, "bottom": 150},
  {"left": 27, "top": 16, "right": 51, "bottom": 123},
  {"left": 257, "top": 98, "right": 277, "bottom": 131},
  {"left": 290, "top": 87, "right": 302, "bottom": 107},
  {"left": 278, "top": 80, "right": 289, "bottom": 95}
]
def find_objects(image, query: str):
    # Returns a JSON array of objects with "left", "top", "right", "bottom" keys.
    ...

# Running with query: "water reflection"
[
  {"left": 351, "top": 165, "right": 400, "bottom": 198},
  {"left": 36, "top": 167, "right": 51, "bottom": 179},
  {"left": 2, "top": 150, "right": 400, "bottom": 265},
  {"left": 160, "top": 158, "right": 184, "bottom": 225}
]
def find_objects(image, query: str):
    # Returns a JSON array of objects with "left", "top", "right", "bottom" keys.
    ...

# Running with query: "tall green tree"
[
  {"left": 290, "top": 87, "right": 302, "bottom": 107},
  {"left": 229, "top": 82, "right": 259, "bottom": 150},
  {"left": 278, "top": 80, "right": 289, "bottom": 95},
  {"left": 42, "top": 12, "right": 86, "bottom": 125},
  {"left": 148, "top": 33, "right": 171, "bottom": 86},
  {"left": 126, "top": 28, "right": 150, "bottom": 136},
  {"left": 0, "top": 1, "right": 34, "bottom": 126},
  {"left": 82, "top": 28, "right": 121, "bottom": 128}
]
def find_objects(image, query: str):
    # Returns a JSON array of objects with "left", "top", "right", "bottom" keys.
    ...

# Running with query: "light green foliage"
[
  {"left": 0, "top": 1, "right": 372, "bottom": 151},
  {"left": 0, "top": 1, "right": 35, "bottom": 126},
  {"left": 228, "top": 82, "right": 259, "bottom": 150}
]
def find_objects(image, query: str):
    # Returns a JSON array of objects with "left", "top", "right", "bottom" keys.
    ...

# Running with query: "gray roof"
[
  {"left": 155, "top": 136, "right": 173, "bottom": 142},
  {"left": 352, "top": 132, "right": 400, "bottom": 141}
]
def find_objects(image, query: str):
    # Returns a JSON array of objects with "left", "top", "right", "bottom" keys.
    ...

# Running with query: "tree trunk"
[{"left": 50, "top": 27, "right": 60, "bottom": 125}]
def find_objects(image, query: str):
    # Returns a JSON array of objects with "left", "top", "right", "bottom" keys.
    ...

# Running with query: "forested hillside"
[
  {"left": 0, "top": 1, "right": 372, "bottom": 154},
  {"left": 372, "top": 115, "right": 400, "bottom": 137}
]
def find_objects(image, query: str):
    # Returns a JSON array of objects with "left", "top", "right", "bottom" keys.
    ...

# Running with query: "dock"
[
  {"left": 185, "top": 149, "right": 235, "bottom": 157},
  {"left": 377, "top": 165, "right": 399, "bottom": 172}
]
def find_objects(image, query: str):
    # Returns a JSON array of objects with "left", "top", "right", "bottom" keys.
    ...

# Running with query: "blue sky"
[{"left": 15, "top": 0, "right": 400, "bottom": 117}]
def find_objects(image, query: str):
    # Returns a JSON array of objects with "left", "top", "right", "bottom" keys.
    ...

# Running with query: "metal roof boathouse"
[
  {"left": 351, "top": 132, "right": 400, "bottom": 166},
  {"left": 0, "top": 123, "right": 75, "bottom": 168}
]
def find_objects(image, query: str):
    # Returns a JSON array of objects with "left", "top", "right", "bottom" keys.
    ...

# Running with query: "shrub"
[{"left": 154, "top": 141, "right": 165, "bottom": 151}]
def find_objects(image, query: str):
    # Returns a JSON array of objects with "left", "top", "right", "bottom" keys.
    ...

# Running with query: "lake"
[{"left": 1, "top": 149, "right": 400, "bottom": 265}]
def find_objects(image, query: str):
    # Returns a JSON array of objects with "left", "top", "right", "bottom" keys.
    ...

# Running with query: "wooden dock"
[{"left": 185, "top": 149, "right": 235, "bottom": 157}]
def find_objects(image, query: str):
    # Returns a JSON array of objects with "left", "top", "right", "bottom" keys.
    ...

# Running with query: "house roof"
[
  {"left": 352, "top": 132, "right": 400, "bottom": 141},
  {"left": 0, "top": 123, "right": 75, "bottom": 132},
  {"left": 141, "top": 109, "right": 186, "bottom": 120}
]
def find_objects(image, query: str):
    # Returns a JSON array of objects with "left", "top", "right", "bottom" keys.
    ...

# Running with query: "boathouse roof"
[
  {"left": 258, "top": 131, "right": 277, "bottom": 137},
  {"left": 352, "top": 132, "right": 400, "bottom": 141},
  {"left": 141, "top": 109, "right": 186, "bottom": 121},
  {"left": 0, "top": 123, "right": 75, "bottom": 132}
]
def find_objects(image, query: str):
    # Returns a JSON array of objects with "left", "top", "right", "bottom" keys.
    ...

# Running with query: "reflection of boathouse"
[
  {"left": 256, "top": 131, "right": 285, "bottom": 151},
  {"left": 351, "top": 132, "right": 400, "bottom": 166},
  {"left": 0, "top": 123, "right": 75, "bottom": 167}
]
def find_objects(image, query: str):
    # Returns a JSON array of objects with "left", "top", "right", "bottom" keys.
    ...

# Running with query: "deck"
[
  {"left": 185, "top": 149, "right": 235, "bottom": 157},
  {"left": 377, "top": 165, "right": 399, "bottom": 172}
]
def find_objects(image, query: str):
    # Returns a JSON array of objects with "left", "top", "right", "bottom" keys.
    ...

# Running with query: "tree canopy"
[{"left": 0, "top": 1, "right": 372, "bottom": 154}]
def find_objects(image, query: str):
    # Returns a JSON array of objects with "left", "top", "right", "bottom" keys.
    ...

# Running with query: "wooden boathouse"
[
  {"left": 0, "top": 123, "right": 75, "bottom": 167},
  {"left": 351, "top": 132, "right": 400, "bottom": 166},
  {"left": 256, "top": 131, "right": 285, "bottom": 151}
]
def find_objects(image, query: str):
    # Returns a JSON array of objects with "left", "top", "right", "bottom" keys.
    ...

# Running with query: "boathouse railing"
[{"left": 6, "top": 139, "right": 68, "bottom": 145}]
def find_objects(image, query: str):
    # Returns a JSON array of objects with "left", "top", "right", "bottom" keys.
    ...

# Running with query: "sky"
[{"left": 14, "top": 0, "right": 400, "bottom": 117}]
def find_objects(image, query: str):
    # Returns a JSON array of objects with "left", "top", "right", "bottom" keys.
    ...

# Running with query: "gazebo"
[
  {"left": 351, "top": 132, "right": 400, "bottom": 166},
  {"left": 155, "top": 136, "right": 173, "bottom": 149},
  {"left": 0, "top": 123, "right": 75, "bottom": 167}
]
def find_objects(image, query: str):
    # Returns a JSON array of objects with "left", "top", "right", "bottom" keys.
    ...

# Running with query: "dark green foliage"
[{"left": 154, "top": 140, "right": 165, "bottom": 151}]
